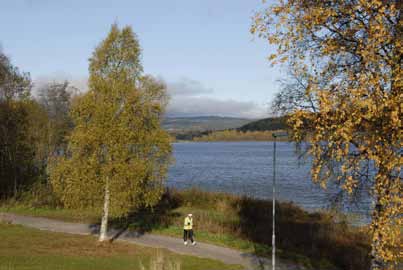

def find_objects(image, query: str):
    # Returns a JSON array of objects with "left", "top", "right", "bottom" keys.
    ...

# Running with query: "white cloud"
[
  {"left": 166, "top": 77, "right": 267, "bottom": 118},
  {"left": 32, "top": 73, "right": 88, "bottom": 97},
  {"left": 167, "top": 77, "right": 213, "bottom": 96},
  {"left": 33, "top": 75, "right": 267, "bottom": 118}
]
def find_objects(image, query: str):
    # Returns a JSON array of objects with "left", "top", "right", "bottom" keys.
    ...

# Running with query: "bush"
[{"left": 17, "top": 181, "right": 61, "bottom": 208}]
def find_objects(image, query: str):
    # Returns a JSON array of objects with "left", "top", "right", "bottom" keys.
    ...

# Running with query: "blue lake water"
[{"left": 167, "top": 142, "right": 372, "bottom": 223}]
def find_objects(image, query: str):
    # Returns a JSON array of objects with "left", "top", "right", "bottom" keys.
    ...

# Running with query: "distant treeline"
[
  {"left": 193, "top": 129, "right": 288, "bottom": 142},
  {"left": 237, "top": 116, "right": 287, "bottom": 132},
  {"left": 163, "top": 116, "right": 253, "bottom": 132},
  {"left": 171, "top": 116, "right": 289, "bottom": 141},
  {"left": 171, "top": 130, "right": 212, "bottom": 141}
]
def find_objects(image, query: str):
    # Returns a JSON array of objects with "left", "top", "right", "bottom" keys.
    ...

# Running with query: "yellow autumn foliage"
[
  {"left": 253, "top": 1, "right": 401, "bottom": 269},
  {"left": 49, "top": 24, "right": 172, "bottom": 218}
]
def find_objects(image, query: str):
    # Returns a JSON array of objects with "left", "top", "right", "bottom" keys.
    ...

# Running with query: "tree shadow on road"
[{"left": 106, "top": 189, "right": 182, "bottom": 240}]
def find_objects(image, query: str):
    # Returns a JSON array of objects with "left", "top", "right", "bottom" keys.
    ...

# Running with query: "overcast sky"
[{"left": 1, "top": 0, "right": 282, "bottom": 119}]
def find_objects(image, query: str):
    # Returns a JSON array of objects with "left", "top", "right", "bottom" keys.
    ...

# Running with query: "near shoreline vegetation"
[{"left": 1, "top": 187, "right": 371, "bottom": 270}]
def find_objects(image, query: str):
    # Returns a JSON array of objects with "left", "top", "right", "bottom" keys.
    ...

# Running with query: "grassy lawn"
[
  {"left": 153, "top": 225, "right": 255, "bottom": 251},
  {"left": 1, "top": 188, "right": 372, "bottom": 270},
  {"left": 0, "top": 205, "right": 257, "bottom": 252},
  {"left": 0, "top": 204, "right": 256, "bottom": 251},
  {"left": 0, "top": 204, "right": 327, "bottom": 269},
  {"left": 0, "top": 205, "right": 98, "bottom": 223},
  {"left": 0, "top": 222, "right": 243, "bottom": 270}
]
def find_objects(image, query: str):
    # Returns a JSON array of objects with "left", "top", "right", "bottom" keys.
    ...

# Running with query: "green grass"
[
  {"left": 0, "top": 205, "right": 255, "bottom": 252},
  {"left": 0, "top": 205, "right": 327, "bottom": 270},
  {"left": 0, "top": 204, "right": 257, "bottom": 252},
  {"left": 145, "top": 207, "right": 315, "bottom": 269},
  {"left": 153, "top": 225, "right": 256, "bottom": 251},
  {"left": 0, "top": 222, "right": 243, "bottom": 270},
  {"left": 1, "top": 188, "right": 372, "bottom": 270},
  {"left": 0, "top": 205, "right": 98, "bottom": 223}
]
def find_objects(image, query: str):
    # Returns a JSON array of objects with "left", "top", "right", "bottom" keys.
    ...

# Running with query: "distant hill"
[
  {"left": 237, "top": 117, "right": 287, "bottom": 132},
  {"left": 163, "top": 116, "right": 254, "bottom": 132}
]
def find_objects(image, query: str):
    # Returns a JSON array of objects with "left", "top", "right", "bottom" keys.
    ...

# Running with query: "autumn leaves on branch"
[{"left": 252, "top": 1, "right": 401, "bottom": 269}]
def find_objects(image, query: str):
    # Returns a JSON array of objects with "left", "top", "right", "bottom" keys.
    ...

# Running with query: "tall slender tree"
[
  {"left": 38, "top": 81, "right": 73, "bottom": 156},
  {"left": 50, "top": 24, "right": 172, "bottom": 241},
  {"left": 0, "top": 49, "right": 37, "bottom": 198},
  {"left": 252, "top": 1, "right": 401, "bottom": 269}
]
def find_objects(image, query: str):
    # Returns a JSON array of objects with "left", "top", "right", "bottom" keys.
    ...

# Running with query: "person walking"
[{"left": 183, "top": 213, "right": 196, "bottom": 246}]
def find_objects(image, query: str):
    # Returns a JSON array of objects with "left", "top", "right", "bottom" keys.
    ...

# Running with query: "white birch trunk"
[{"left": 99, "top": 180, "right": 110, "bottom": 242}]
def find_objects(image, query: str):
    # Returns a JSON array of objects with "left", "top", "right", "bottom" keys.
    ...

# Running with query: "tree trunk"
[
  {"left": 99, "top": 180, "right": 110, "bottom": 242},
  {"left": 13, "top": 145, "right": 18, "bottom": 198},
  {"left": 370, "top": 163, "right": 391, "bottom": 270},
  {"left": 8, "top": 146, "right": 17, "bottom": 198},
  {"left": 370, "top": 199, "right": 383, "bottom": 270}
]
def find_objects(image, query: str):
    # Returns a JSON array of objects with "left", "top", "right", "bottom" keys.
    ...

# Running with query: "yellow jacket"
[{"left": 184, "top": 216, "right": 193, "bottom": 230}]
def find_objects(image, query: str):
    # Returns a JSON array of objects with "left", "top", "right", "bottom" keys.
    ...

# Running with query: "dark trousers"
[{"left": 183, "top": 229, "right": 194, "bottom": 242}]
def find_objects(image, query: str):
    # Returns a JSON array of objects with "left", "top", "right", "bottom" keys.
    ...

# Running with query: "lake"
[{"left": 167, "top": 142, "right": 372, "bottom": 224}]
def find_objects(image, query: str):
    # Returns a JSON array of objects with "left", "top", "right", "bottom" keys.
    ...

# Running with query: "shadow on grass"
[
  {"left": 236, "top": 197, "right": 370, "bottom": 270},
  {"left": 106, "top": 190, "right": 182, "bottom": 239}
]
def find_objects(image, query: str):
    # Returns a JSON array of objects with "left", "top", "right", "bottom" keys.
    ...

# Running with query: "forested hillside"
[
  {"left": 237, "top": 117, "right": 287, "bottom": 132},
  {"left": 163, "top": 116, "right": 254, "bottom": 132}
]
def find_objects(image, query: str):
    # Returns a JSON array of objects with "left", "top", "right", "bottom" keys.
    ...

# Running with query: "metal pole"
[{"left": 272, "top": 134, "right": 276, "bottom": 270}]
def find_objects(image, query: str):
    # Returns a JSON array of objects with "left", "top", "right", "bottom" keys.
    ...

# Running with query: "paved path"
[{"left": 0, "top": 213, "right": 304, "bottom": 270}]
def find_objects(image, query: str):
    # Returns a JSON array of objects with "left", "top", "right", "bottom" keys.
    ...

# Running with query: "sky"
[{"left": 0, "top": 0, "right": 283, "bottom": 118}]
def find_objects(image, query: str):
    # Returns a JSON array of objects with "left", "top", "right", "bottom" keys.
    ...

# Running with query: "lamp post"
[{"left": 271, "top": 132, "right": 288, "bottom": 270}]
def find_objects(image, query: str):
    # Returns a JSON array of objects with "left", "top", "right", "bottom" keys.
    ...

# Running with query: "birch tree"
[
  {"left": 252, "top": 1, "right": 401, "bottom": 269},
  {"left": 49, "top": 24, "right": 172, "bottom": 241}
]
